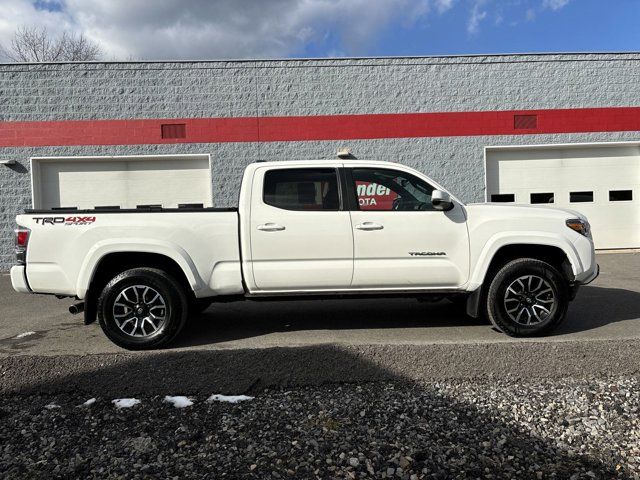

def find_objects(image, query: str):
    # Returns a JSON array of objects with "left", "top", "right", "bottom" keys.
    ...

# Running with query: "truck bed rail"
[{"left": 25, "top": 206, "right": 238, "bottom": 214}]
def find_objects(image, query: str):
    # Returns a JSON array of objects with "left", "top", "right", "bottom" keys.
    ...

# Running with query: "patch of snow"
[
  {"left": 44, "top": 403, "right": 60, "bottom": 410},
  {"left": 15, "top": 331, "right": 36, "bottom": 339},
  {"left": 79, "top": 398, "right": 96, "bottom": 407},
  {"left": 207, "top": 394, "right": 254, "bottom": 404},
  {"left": 164, "top": 396, "right": 194, "bottom": 408},
  {"left": 112, "top": 398, "right": 140, "bottom": 409}
]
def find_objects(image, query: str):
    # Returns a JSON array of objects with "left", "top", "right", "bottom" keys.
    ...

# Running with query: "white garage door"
[
  {"left": 486, "top": 144, "right": 640, "bottom": 249},
  {"left": 31, "top": 154, "right": 213, "bottom": 210}
]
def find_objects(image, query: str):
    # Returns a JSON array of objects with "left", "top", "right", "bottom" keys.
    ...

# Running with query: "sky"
[{"left": 0, "top": 0, "right": 639, "bottom": 61}]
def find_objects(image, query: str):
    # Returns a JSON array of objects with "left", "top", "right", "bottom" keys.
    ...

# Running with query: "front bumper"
[
  {"left": 10, "top": 266, "right": 31, "bottom": 293},
  {"left": 569, "top": 263, "right": 599, "bottom": 300},
  {"left": 581, "top": 263, "right": 600, "bottom": 285}
]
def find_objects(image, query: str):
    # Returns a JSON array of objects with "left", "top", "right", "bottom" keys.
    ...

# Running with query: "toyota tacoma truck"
[{"left": 11, "top": 160, "right": 598, "bottom": 349}]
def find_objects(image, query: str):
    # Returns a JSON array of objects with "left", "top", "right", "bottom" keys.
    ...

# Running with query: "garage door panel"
[
  {"left": 33, "top": 155, "right": 213, "bottom": 210},
  {"left": 487, "top": 145, "right": 640, "bottom": 249}
]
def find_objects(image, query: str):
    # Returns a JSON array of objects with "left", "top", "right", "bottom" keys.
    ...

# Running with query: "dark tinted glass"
[
  {"left": 263, "top": 168, "right": 340, "bottom": 211},
  {"left": 491, "top": 194, "right": 515, "bottom": 202},
  {"left": 351, "top": 168, "right": 435, "bottom": 211},
  {"left": 570, "top": 191, "right": 593, "bottom": 203},
  {"left": 609, "top": 190, "right": 632, "bottom": 201},
  {"left": 530, "top": 192, "right": 554, "bottom": 204}
]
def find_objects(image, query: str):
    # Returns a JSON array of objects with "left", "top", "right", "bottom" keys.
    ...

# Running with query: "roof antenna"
[{"left": 337, "top": 148, "right": 355, "bottom": 159}]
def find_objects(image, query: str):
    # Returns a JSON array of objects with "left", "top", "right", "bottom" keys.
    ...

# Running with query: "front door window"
[{"left": 351, "top": 168, "right": 435, "bottom": 211}]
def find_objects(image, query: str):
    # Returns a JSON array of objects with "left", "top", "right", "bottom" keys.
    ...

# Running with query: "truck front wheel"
[
  {"left": 485, "top": 258, "right": 569, "bottom": 337},
  {"left": 97, "top": 268, "right": 189, "bottom": 350}
]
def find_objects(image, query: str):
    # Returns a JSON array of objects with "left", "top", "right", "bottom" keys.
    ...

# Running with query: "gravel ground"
[{"left": 1, "top": 377, "right": 639, "bottom": 479}]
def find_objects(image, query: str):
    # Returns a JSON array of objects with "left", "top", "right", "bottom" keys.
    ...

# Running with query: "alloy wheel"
[
  {"left": 503, "top": 275, "right": 556, "bottom": 326},
  {"left": 112, "top": 285, "right": 167, "bottom": 337}
]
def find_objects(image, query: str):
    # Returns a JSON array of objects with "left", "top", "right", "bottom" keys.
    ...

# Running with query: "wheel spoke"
[
  {"left": 536, "top": 297, "right": 555, "bottom": 304},
  {"left": 530, "top": 307, "right": 542, "bottom": 323},
  {"left": 118, "top": 316, "right": 135, "bottom": 331},
  {"left": 532, "top": 276, "right": 542, "bottom": 292},
  {"left": 150, "top": 311, "right": 165, "bottom": 321},
  {"left": 148, "top": 292, "right": 161, "bottom": 305},
  {"left": 533, "top": 304, "right": 551, "bottom": 315},
  {"left": 140, "top": 317, "right": 149, "bottom": 336}
]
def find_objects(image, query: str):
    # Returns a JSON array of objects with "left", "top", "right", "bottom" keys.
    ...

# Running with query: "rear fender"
[{"left": 75, "top": 239, "right": 204, "bottom": 299}]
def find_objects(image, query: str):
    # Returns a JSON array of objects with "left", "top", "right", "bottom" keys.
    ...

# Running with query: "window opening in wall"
[
  {"left": 609, "top": 190, "right": 633, "bottom": 201},
  {"left": 570, "top": 191, "right": 593, "bottom": 203},
  {"left": 530, "top": 192, "right": 554, "bottom": 204},
  {"left": 490, "top": 194, "right": 515, "bottom": 202}
]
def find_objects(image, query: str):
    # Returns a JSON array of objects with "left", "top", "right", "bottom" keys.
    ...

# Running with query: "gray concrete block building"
[{"left": 1, "top": 53, "right": 640, "bottom": 270}]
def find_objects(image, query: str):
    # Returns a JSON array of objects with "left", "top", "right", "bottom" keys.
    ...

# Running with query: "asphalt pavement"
[
  {"left": 1, "top": 252, "right": 639, "bottom": 395},
  {"left": 2, "top": 252, "right": 639, "bottom": 355}
]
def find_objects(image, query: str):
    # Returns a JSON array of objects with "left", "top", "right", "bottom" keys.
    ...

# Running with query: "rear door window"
[{"left": 263, "top": 168, "right": 340, "bottom": 211}]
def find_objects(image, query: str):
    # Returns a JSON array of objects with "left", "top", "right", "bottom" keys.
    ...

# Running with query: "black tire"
[
  {"left": 485, "top": 258, "right": 569, "bottom": 337},
  {"left": 97, "top": 268, "right": 189, "bottom": 350}
]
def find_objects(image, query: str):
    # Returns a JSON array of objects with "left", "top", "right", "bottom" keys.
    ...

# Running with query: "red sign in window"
[{"left": 356, "top": 181, "right": 398, "bottom": 210}]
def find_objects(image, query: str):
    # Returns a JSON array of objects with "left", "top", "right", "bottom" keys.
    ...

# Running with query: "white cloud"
[
  {"left": 526, "top": 8, "right": 536, "bottom": 21},
  {"left": 467, "top": 0, "right": 487, "bottom": 34},
  {"left": 543, "top": 0, "right": 571, "bottom": 10},
  {"left": 434, "top": 0, "right": 456, "bottom": 13},
  {"left": 0, "top": 0, "right": 457, "bottom": 60}
]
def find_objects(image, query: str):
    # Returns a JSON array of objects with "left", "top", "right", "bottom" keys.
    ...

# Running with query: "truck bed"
[{"left": 17, "top": 209, "right": 243, "bottom": 299}]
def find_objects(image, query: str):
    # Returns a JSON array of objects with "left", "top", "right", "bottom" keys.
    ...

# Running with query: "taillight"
[{"left": 15, "top": 228, "right": 30, "bottom": 265}]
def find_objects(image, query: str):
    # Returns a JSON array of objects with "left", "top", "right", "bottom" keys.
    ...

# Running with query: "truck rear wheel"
[
  {"left": 485, "top": 258, "right": 569, "bottom": 337},
  {"left": 97, "top": 268, "right": 188, "bottom": 350}
]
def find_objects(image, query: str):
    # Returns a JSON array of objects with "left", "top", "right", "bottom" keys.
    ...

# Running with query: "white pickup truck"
[{"left": 11, "top": 160, "right": 598, "bottom": 349}]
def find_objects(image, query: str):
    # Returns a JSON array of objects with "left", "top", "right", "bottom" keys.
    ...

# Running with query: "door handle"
[
  {"left": 257, "top": 223, "right": 286, "bottom": 232},
  {"left": 355, "top": 222, "right": 384, "bottom": 231}
]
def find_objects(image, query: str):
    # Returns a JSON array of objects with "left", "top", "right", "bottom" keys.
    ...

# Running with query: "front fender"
[
  {"left": 467, "top": 232, "right": 584, "bottom": 291},
  {"left": 75, "top": 238, "right": 204, "bottom": 299}
]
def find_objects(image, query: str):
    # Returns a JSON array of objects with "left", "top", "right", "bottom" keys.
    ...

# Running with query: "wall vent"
[
  {"left": 514, "top": 114, "right": 537, "bottom": 130},
  {"left": 161, "top": 123, "right": 187, "bottom": 139}
]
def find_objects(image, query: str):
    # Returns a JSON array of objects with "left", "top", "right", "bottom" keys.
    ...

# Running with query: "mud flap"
[
  {"left": 466, "top": 287, "right": 482, "bottom": 318},
  {"left": 83, "top": 289, "right": 97, "bottom": 325}
]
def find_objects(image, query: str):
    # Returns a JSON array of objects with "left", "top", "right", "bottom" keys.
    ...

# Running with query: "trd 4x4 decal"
[{"left": 33, "top": 216, "right": 96, "bottom": 226}]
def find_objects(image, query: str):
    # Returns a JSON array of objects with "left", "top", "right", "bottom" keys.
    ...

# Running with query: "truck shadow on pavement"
[
  {"left": 173, "top": 285, "right": 640, "bottom": 348},
  {"left": 175, "top": 296, "right": 485, "bottom": 347},
  {"left": 0, "top": 343, "right": 624, "bottom": 477},
  {"left": 554, "top": 285, "right": 640, "bottom": 335}
]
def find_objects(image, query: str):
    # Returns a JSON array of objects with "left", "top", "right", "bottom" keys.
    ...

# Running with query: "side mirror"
[{"left": 432, "top": 190, "right": 454, "bottom": 211}]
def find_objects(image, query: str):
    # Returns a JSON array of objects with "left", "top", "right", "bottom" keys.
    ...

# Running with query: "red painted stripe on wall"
[{"left": 1, "top": 107, "right": 640, "bottom": 147}]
